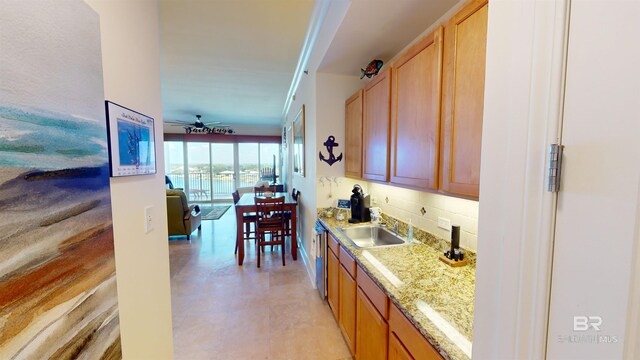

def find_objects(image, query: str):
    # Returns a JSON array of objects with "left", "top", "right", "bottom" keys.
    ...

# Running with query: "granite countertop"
[{"left": 318, "top": 215, "right": 475, "bottom": 360}]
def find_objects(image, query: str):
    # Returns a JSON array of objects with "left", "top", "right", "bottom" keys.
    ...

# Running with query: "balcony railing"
[{"left": 167, "top": 172, "right": 269, "bottom": 201}]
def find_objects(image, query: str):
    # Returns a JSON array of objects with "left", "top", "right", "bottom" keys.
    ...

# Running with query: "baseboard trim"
[{"left": 297, "top": 237, "right": 316, "bottom": 288}]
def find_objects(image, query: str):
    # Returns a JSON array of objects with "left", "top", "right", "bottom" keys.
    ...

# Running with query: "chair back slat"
[
  {"left": 254, "top": 185, "right": 277, "bottom": 196},
  {"left": 255, "top": 196, "right": 285, "bottom": 228},
  {"left": 232, "top": 190, "right": 240, "bottom": 204}
]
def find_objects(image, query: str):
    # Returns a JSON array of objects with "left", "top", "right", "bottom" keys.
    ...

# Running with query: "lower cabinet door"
[
  {"left": 389, "top": 303, "right": 443, "bottom": 360},
  {"left": 389, "top": 332, "right": 414, "bottom": 360},
  {"left": 339, "top": 264, "right": 357, "bottom": 355},
  {"left": 356, "top": 287, "right": 388, "bottom": 360},
  {"left": 327, "top": 248, "right": 340, "bottom": 320}
]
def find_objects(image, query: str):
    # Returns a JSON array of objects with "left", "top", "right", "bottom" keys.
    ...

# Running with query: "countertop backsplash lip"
[{"left": 317, "top": 209, "right": 476, "bottom": 360}]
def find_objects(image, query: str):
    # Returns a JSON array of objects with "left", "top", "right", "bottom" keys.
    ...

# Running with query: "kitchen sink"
[{"left": 336, "top": 225, "right": 407, "bottom": 249}]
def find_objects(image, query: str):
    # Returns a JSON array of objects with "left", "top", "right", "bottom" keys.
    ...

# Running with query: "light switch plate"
[
  {"left": 144, "top": 205, "right": 154, "bottom": 234},
  {"left": 438, "top": 217, "right": 451, "bottom": 231}
]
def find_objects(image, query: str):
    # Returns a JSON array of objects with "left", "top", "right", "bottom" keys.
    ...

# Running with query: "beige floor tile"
[{"left": 170, "top": 207, "right": 349, "bottom": 359}]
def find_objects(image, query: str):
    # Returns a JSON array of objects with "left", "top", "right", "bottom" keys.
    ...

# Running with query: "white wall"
[
  {"left": 85, "top": 1, "right": 174, "bottom": 358},
  {"left": 285, "top": 71, "right": 317, "bottom": 275},
  {"left": 315, "top": 72, "right": 362, "bottom": 179},
  {"left": 314, "top": 72, "right": 361, "bottom": 220}
]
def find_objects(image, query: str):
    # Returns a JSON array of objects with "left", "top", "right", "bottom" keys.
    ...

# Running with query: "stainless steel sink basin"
[{"left": 336, "top": 225, "right": 407, "bottom": 249}]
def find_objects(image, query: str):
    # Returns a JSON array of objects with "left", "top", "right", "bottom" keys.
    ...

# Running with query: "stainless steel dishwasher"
[{"left": 315, "top": 220, "right": 328, "bottom": 300}]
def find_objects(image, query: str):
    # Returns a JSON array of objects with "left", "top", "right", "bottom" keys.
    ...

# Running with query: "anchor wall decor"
[{"left": 319, "top": 135, "right": 343, "bottom": 166}]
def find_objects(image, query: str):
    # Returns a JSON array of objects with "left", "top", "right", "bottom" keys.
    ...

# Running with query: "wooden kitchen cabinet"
[
  {"left": 339, "top": 264, "right": 357, "bottom": 355},
  {"left": 345, "top": 89, "right": 364, "bottom": 179},
  {"left": 327, "top": 245, "right": 340, "bottom": 320},
  {"left": 440, "top": 0, "right": 488, "bottom": 198},
  {"left": 356, "top": 265, "right": 389, "bottom": 359},
  {"left": 389, "top": 303, "right": 443, "bottom": 360},
  {"left": 390, "top": 27, "right": 444, "bottom": 190},
  {"left": 389, "top": 332, "right": 413, "bottom": 360},
  {"left": 362, "top": 68, "right": 391, "bottom": 182},
  {"left": 356, "top": 286, "right": 388, "bottom": 360}
]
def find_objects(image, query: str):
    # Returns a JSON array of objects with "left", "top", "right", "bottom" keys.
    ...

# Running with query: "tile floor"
[{"left": 169, "top": 205, "right": 352, "bottom": 360}]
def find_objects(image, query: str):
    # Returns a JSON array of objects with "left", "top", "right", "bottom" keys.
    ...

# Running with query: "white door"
[{"left": 546, "top": 1, "right": 640, "bottom": 359}]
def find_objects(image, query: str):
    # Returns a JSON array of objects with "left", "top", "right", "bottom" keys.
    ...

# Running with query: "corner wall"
[
  {"left": 285, "top": 71, "right": 317, "bottom": 277},
  {"left": 85, "top": 0, "right": 174, "bottom": 358}
]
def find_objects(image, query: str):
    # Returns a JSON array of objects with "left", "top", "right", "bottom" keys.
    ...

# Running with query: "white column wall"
[{"left": 85, "top": 1, "right": 174, "bottom": 358}]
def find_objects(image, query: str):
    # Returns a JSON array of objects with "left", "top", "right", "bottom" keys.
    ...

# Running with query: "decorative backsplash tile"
[{"left": 317, "top": 207, "right": 476, "bottom": 267}]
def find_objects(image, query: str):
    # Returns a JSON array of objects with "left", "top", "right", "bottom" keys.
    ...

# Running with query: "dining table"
[{"left": 235, "top": 192, "right": 298, "bottom": 266}]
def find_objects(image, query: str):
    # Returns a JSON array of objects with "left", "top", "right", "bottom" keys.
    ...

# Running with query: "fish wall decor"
[{"left": 360, "top": 59, "right": 384, "bottom": 79}]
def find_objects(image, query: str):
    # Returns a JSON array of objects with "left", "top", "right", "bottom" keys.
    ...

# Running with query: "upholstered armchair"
[{"left": 166, "top": 189, "right": 201, "bottom": 240}]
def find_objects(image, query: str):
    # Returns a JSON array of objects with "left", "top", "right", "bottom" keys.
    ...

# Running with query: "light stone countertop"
[{"left": 318, "top": 214, "right": 475, "bottom": 360}]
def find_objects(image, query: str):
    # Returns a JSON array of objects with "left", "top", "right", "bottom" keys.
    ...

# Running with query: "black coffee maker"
[{"left": 349, "top": 184, "right": 371, "bottom": 223}]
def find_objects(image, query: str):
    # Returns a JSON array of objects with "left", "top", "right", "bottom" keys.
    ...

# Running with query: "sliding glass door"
[
  {"left": 164, "top": 141, "right": 280, "bottom": 204},
  {"left": 165, "top": 141, "right": 185, "bottom": 189},
  {"left": 238, "top": 143, "right": 259, "bottom": 188},
  {"left": 187, "top": 142, "right": 211, "bottom": 202},
  {"left": 210, "top": 143, "right": 235, "bottom": 201}
]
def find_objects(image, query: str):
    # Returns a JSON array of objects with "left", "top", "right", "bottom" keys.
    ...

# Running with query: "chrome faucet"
[{"left": 393, "top": 221, "right": 399, "bottom": 236}]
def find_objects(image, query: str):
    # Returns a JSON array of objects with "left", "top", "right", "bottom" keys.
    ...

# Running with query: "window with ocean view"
[{"left": 164, "top": 141, "right": 281, "bottom": 203}]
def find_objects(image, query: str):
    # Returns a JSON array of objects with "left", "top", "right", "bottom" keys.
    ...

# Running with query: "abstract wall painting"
[
  {"left": 0, "top": 1, "right": 121, "bottom": 359},
  {"left": 105, "top": 101, "right": 157, "bottom": 177}
]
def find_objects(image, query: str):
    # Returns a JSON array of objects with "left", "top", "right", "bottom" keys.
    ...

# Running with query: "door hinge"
[{"left": 548, "top": 144, "right": 563, "bottom": 192}]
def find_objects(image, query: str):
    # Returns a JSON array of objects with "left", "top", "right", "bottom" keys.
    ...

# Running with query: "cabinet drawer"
[
  {"left": 390, "top": 303, "right": 443, "bottom": 360},
  {"left": 339, "top": 246, "right": 357, "bottom": 278},
  {"left": 357, "top": 265, "right": 389, "bottom": 320},
  {"left": 329, "top": 233, "right": 340, "bottom": 256}
]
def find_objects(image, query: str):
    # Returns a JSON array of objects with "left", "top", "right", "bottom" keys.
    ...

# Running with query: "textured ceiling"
[
  {"left": 319, "top": 0, "right": 460, "bottom": 76},
  {"left": 159, "top": 0, "right": 314, "bottom": 127}
]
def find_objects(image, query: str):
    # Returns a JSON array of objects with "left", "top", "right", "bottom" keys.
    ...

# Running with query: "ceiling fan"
[{"left": 165, "top": 114, "right": 230, "bottom": 129}]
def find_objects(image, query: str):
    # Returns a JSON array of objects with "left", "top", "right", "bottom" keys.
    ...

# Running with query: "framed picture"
[
  {"left": 293, "top": 105, "right": 305, "bottom": 176},
  {"left": 105, "top": 101, "right": 156, "bottom": 177},
  {"left": 282, "top": 126, "right": 287, "bottom": 149}
]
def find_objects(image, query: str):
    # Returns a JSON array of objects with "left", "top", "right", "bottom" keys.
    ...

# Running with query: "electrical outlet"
[
  {"left": 371, "top": 196, "right": 377, "bottom": 205},
  {"left": 144, "top": 206, "right": 154, "bottom": 233},
  {"left": 438, "top": 217, "right": 451, "bottom": 231}
]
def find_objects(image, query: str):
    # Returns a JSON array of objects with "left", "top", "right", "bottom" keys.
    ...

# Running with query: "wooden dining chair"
[
  {"left": 284, "top": 190, "right": 300, "bottom": 237},
  {"left": 233, "top": 190, "right": 256, "bottom": 254},
  {"left": 254, "top": 185, "right": 277, "bottom": 196},
  {"left": 254, "top": 195, "right": 286, "bottom": 268}
]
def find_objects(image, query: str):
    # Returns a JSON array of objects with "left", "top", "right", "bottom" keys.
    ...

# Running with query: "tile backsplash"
[{"left": 316, "top": 177, "right": 479, "bottom": 251}]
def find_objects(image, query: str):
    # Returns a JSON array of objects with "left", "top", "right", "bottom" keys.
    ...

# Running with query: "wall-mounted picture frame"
[
  {"left": 105, "top": 101, "right": 156, "bottom": 177},
  {"left": 293, "top": 105, "right": 305, "bottom": 177}
]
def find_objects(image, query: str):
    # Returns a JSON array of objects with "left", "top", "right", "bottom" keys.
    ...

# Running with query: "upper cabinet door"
[
  {"left": 440, "top": 0, "right": 488, "bottom": 198},
  {"left": 345, "top": 90, "right": 363, "bottom": 179},
  {"left": 390, "top": 27, "right": 444, "bottom": 190},
  {"left": 362, "top": 69, "right": 391, "bottom": 182}
]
